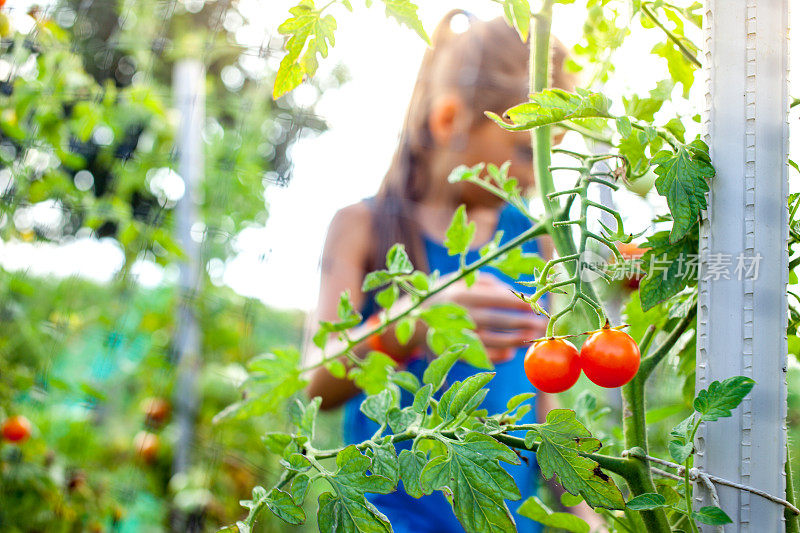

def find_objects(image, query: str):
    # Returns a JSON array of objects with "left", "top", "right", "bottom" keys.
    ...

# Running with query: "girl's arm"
[{"left": 305, "top": 202, "right": 425, "bottom": 409}]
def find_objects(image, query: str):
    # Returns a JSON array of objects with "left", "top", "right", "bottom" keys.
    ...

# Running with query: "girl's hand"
[{"left": 427, "top": 272, "right": 546, "bottom": 362}]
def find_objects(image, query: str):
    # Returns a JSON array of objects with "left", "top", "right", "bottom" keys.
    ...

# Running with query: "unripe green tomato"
[{"left": 626, "top": 168, "right": 657, "bottom": 197}]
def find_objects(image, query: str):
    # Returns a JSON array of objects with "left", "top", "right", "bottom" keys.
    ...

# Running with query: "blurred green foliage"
[{"left": 0, "top": 0, "right": 342, "bottom": 531}]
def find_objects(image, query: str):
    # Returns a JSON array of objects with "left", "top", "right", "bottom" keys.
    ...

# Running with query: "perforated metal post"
[
  {"left": 172, "top": 58, "right": 204, "bottom": 532},
  {"left": 696, "top": 0, "right": 789, "bottom": 530}
]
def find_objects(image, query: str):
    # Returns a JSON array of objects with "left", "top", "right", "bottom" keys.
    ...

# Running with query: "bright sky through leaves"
[{"left": 4, "top": 0, "right": 800, "bottom": 311}]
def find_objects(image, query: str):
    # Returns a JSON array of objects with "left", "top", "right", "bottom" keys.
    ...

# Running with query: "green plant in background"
[{"left": 0, "top": 0, "right": 338, "bottom": 530}]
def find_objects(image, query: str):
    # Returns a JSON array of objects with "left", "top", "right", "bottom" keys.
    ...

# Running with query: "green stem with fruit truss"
[
  {"left": 530, "top": 4, "right": 671, "bottom": 530},
  {"left": 620, "top": 306, "right": 697, "bottom": 532},
  {"left": 531, "top": 0, "right": 607, "bottom": 336},
  {"left": 788, "top": 445, "right": 800, "bottom": 533}
]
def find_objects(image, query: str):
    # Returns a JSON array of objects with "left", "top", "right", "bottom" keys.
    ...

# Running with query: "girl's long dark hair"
[{"left": 366, "top": 10, "right": 575, "bottom": 277}]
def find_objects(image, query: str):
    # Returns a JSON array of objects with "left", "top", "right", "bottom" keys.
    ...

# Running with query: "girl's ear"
[{"left": 428, "top": 94, "right": 466, "bottom": 147}]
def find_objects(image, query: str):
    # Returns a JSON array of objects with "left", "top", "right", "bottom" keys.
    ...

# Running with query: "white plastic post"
[
  {"left": 172, "top": 58, "right": 204, "bottom": 491},
  {"left": 696, "top": 0, "right": 789, "bottom": 530}
]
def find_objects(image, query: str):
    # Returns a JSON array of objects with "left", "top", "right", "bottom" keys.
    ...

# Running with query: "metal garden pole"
[
  {"left": 696, "top": 0, "right": 789, "bottom": 530},
  {"left": 172, "top": 58, "right": 205, "bottom": 532}
]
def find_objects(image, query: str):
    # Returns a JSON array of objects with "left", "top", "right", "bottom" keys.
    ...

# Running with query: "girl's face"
[{"left": 457, "top": 120, "right": 536, "bottom": 207}]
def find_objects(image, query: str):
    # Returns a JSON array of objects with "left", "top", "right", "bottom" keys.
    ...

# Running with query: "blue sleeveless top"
[{"left": 344, "top": 199, "right": 545, "bottom": 533}]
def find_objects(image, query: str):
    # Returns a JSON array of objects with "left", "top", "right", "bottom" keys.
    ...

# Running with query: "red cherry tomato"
[
  {"left": 579, "top": 326, "right": 641, "bottom": 388},
  {"left": 2, "top": 415, "right": 32, "bottom": 443},
  {"left": 523, "top": 338, "right": 582, "bottom": 393}
]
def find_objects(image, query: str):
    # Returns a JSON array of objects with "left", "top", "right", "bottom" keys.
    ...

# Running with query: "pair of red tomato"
[{"left": 523, "top": 326, "right": 641, "bottom": 393}]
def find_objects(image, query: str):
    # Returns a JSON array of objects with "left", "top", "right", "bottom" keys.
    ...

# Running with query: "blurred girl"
[{"left": 305, "top": 10, "right": 603, "bottom": 533}]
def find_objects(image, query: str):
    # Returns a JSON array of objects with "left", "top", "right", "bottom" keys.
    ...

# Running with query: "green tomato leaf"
[
  {"left": 326, "top": 359, "right": 347, "bottom": 379},
  {"left": 525, "top": 410, "right": 625, "bottom": 510},
  {"left": 348, "top": 351, "right": 397, "bottom": 395},
  {"left": 447, "top": 372, "right": 494, "bottom": 418},
  {"left": 386, "top": 243, "right": 414, "bottom": 274},
  {"left": 379, "top": 0, "right": 429, "bottom": 44},
  {"left": 390, "top": 370, "right": 420, "bottom": 393},
  {"left": 265, "top": 488, "right": 306, "bottom": 525},
  {"left": 262, "top": 432, "right": 294, "bottom": 455},
  {"left": 691, "top": 506, "right": 733, "bottom": 525},
  {"left": 427, "top": 327, "right": 491, "bottom": 369},
  {"left": 615, "top": 116, "right": 633, "bottom": 137},
  {"left": 668, "top": 439, "right": 693, "bottom": 464},
  {"left": 652, "top": 140, "right": 714, "bottom": 243},
  {"left": 362, "top": 270, "right": 394, "bottom": 291},
  {"left": 375, "top": 283, "right": 399, "bottom": 309},
  {"left": 445, "top": 204, "right": 476, "bottom": 257},
  {"left": 420, "top": 432, "right": 521, "bottom": 532},
  {"left": 387, "top": 406, "right": 419, "bottom": 433},
  {"left": 274, "top": 0, "right": 337, "bottom": 98},
  {"left": 421, "top": 345, "right": 464, "bottom": 392},
  {"left": 655, "top": 482, "right": 683, "bottom": 506},
  {"left": 560, "top": 492, "right": 585, "bottom": 507},
  {"left": 491, "top": 248, "right": 546, "bottom": 280},
  {"left": 618, "top": 130, "right": 650, "bottom": 178},
  {"left": 412, "top": 383, "right": 434, "bottom": 413},
  {"left": 290, "top": 474, "right": 311, "bottom": 505},
  {"left": 406, "top": 270, "right": 430, "bottom": 291},
  {"left": 398, "top": 449, "right": 429, "bottom": 499},
  {"left": 281, "top": 453, "right": 312, "bottom": 472},
  {"left": 693, "top": 376, "right": 756, "bottom": 421},
  {"left": 214, "top": 349, "right": 307, "bottom": 423},
  {"left": 487, "top": 88, "right": 611, "bottom": 131},
  {"left": 317, "top": 446, "right": 395, "bottom": 533},
  {"left": 506, "top": 392, "right": 537, "bottom": 413},
  {"left": 623, "top": 94, "right": 664, "bottom": 123},
  {"left": 395, "top": 316, "right": 416, "bottom": 346},
  {"left": 639, "top": 229, "right": 699, "bottom": 311},
  {"left": 338, "top": 290, "right": 362, "bottom": 324},
  {"left": 237, "top": 486, "right": 269, "bottom": 532},
  {"left": 518, "top": 496, "right": 590, "bottom": 533},
  {"left": 436, "top": 379, "right": 462, "bottom": 422},
  {"left": 360, "top": 389, "right": 396, "bottom": 425},
  {"left": 502, "top": 0, "right": 531, "bottom": 42},
  {"left": 663, "top": 117, "right": 686, "bottom": 143},
  {"left": 288, "top": 396, "right": 322, "bottom": 439},
  {"left": 366, "top": 439, "right": 400, "bottom": 485},
  {"left": 652, "top": 40, "right": 697, "bottom": 98},
  {"left": 419, "top": 303, "right": 475, "bottom": 330},
  {"left": 626, "top": 493, "right": 667, "bottom": 511},
  {"left": 671, "top": 414, "right": 694, "bottom": 440},
  {"left": 448, "top": 163, "right": 485, "bottom": 184}
]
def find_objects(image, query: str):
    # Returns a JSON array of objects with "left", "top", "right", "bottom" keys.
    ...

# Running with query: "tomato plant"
[
  {"left": 579, "top": 324, "right": 641, "bottom": 388},
  {"left": 211, "top": 1, "right": 798, "bottom": 532},
  {"left": 523, "top": 338, "right": 581, "bottom": 393},
  {"left": 0, "top": 0, "right": 794, "bottom": 531}
]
